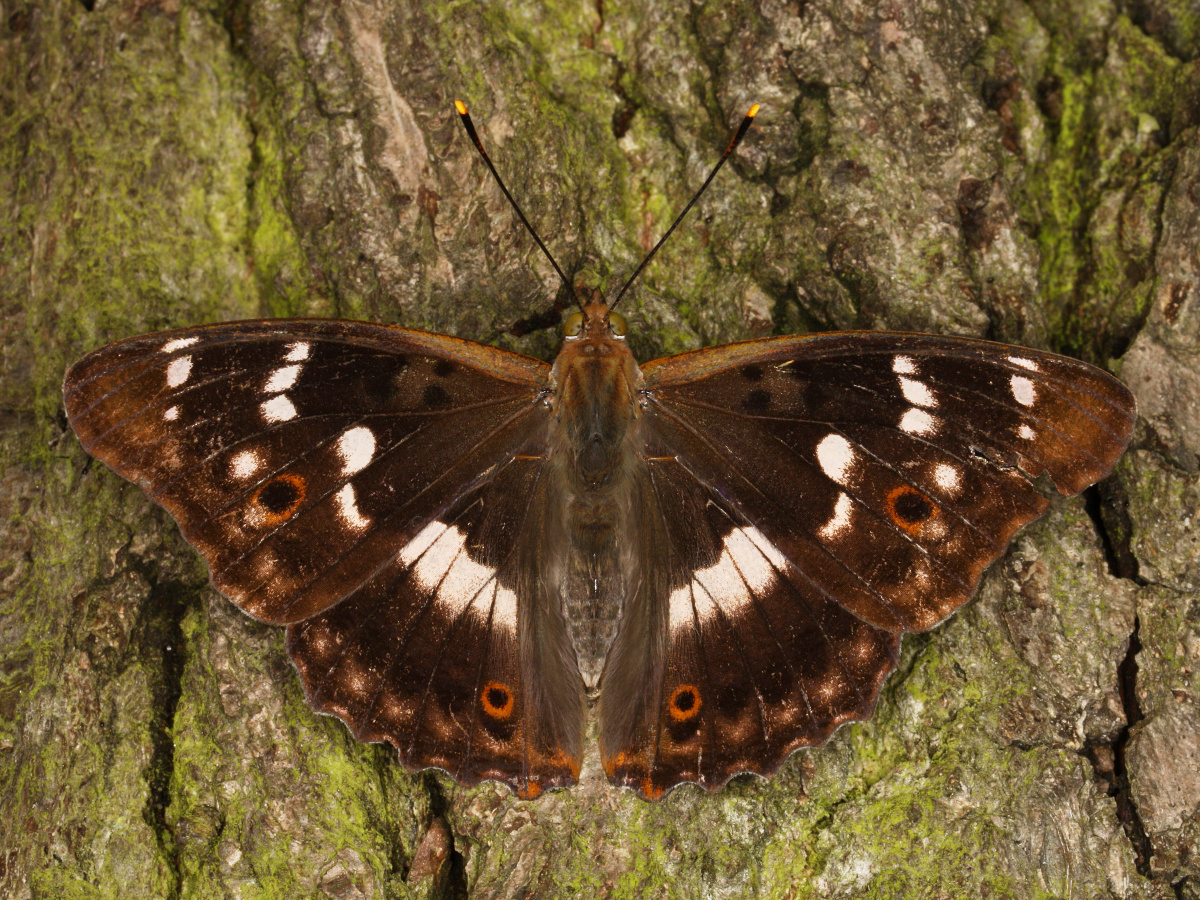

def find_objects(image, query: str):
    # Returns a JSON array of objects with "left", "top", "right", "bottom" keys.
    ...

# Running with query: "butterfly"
[{"left": 62, "top": 104, "right": 1137, "bottom": 801}]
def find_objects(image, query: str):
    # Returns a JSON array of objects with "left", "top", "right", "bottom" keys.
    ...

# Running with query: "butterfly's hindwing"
[
  {"left": 599, "top": 456, "right": 901, "bottom": 798},
  {"left": 64, "top": 320, "right": 583, "bottom": 795},
  {"left": 287, "top": 440, "right": 585, "bottom": 795}
]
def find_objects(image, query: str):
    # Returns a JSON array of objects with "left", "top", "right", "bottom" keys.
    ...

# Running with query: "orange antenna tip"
[
  {"left": 453, "top": 101, "right": 575, "bottom": 303},
  {"left": 613, "top": 104, "right": 760, "bottom": 310}
]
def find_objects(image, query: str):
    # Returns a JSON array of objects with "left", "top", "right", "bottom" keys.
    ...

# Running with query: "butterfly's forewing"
[
  {"left": 64, "top": 320, "right": 584, "bottom": 796},
  {"left": 599, "top": 333, "right": 1135, "bottom": 797}
]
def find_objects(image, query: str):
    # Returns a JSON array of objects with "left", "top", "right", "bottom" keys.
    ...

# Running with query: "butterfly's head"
[
  {"left": 562, "top": 300, "right": 627, "bottom": 343},
  {"left": 550, "top": 296, "right": 641, "bottom": 398}
]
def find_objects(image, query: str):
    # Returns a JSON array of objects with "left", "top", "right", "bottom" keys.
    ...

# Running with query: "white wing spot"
[
  {"left": 690, "top": 590, "right": 720, "bottom": 631},
  {"left": 336, "top": 426, "right": 376, "bottom": 475},
  {"left": 743, "top": 527, "right": 789, "bottom": 570},
  {"left": 230, "top": 449, "right": 262, "bottom": 479},
  {"left": 401, "top": 521, "right": 449, "bottom": 565},
  {"left": 668, "top": 585, "right": 696, "bottom": 633},
  {"left": 491, "top": 586, "right": 518, "bottom": 633},
  {"left": 816, "top": 433, "right": 857, "bottom": 485},
  {"left": 1018, "top": 424, "right": 1036, "bottom": 440},
  {"left": 1010, "top": 375, "right": 1036, "bottom": 407},
  {"left": 1008, "top": 356, "right": 1039, "bottom": 372},
  {"left": 335, "top": 484, "right": 370, "bottom": 530},
  {"left": 166, "top": 356, "right": 193, "bottom": 388},
  {"left": 265, "top": 364, "right": 301, "bottom": 394},
  {"left": 163, "top": 406, "right": 179, "bottom": 421},
  {"left": 892, "top": 355, "right": 917, "bottom": 375},
  {"left": 820, "top": 492, "right": 854, "bottom": 540},
  {"left": 162, "top": 337, "right": 199, "bottom": 353},
  {"left": 691, "top": 549, "right": 751, "bottom": 617},
  {"left": 898, "top": 376, "right": 936, "bottom": 408},
  {"left": 726, "top": 527, "right": 783, "bottom": 589},
  {"left": 401, "top": 522, "right": 495, "bottom": 622},
  {"left": 669, "top": 526, "right": 786, "bottom": 633},
  {"left": 933, "top": 463, "right": 961, "bottom": 493},
  {"left": 899, "top": 407, "right": 937, "bottom": 436},
  {"left": 261, "top": 394, "right": 297, "bottom": 423},
  {"left": 285, "top": 342, "right": 311, "bottom": 362}
]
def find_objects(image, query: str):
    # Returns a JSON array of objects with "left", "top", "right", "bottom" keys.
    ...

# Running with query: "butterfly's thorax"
[{"left": 547, "top": 302, "right": 645, "bottom": 690}]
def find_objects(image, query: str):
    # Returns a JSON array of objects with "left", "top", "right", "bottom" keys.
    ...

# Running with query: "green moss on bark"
[{"left": 2, "top": 0, "right": 1190, "bottom": 897}]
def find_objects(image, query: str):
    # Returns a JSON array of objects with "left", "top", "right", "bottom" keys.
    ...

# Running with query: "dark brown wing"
[
  {"left": 64, "top": 319, "right": 584, "bottom": 797},
  {"left": 598, "top": 460, "right": 902, "bottom": 799},
  {"left": 599, "top": 332, "right": 1135, "bottom": 798}
]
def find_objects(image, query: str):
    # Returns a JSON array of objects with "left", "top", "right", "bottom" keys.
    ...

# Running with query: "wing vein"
[
  {"left": 648, "top": 400, "right": 924, "bottom": 629},
  {"left": 212, "top": 401, "right": 540, "bottom": 617}
]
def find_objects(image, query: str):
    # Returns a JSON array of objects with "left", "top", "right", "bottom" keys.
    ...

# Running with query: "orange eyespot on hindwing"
[
  {"left": 481, "top": 680, "right": 514, "bottom": 719},
  {"left": 252, "top": 473, "right": 307, "bottom": 525},
  {"left": 884, "top": 485, "right": 939, "bottom": 535},
  {"left": 668, "top": 684, "right": 702, "bottom": 722}
]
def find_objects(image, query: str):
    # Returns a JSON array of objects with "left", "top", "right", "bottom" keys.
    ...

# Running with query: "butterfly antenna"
[
  {"left": 455, "top": 101, "right": 577, "bottom": 305},
  {"left": 610, "top": 104, "right": 760, "bottom": 311}
]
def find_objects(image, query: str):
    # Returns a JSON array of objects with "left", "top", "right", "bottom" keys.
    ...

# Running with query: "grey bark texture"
[{"left": 1, "top": 0, "right": 1198, "bottom": 898}]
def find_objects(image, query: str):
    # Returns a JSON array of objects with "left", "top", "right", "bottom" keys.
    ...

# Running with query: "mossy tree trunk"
[{"left": 2, "top": 1, "right": 1197, "bottom": 898}]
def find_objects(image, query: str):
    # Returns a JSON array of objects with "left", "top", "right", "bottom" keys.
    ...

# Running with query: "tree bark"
[{"left": 1, "top": 0, "right": 1197, "bottom": 898}]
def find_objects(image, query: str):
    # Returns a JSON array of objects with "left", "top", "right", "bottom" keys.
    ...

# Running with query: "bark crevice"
[{"left": 128, "top": 569, "right": 192, "bottom": 900}]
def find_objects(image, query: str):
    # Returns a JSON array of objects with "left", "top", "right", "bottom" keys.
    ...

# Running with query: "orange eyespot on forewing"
[
  {"left": 668, "top": 684, "right": 702, "bottom": 722},
  {"left": 884, "top": 485, "right": 939, "bottom": 536},
  {"left": 481, "top": 680, "right": 514, "bottom": 719},
  {"left": 253, "top": 473, "right": 307, "bottom": 526}
]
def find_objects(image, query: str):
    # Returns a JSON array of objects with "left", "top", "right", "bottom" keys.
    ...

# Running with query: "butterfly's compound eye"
[
  {"left": 563, "top": 311, "right": 585, "bottom": 337},
  {"left": 607, "top": 311, "right": 627, "bottom": 337}
]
